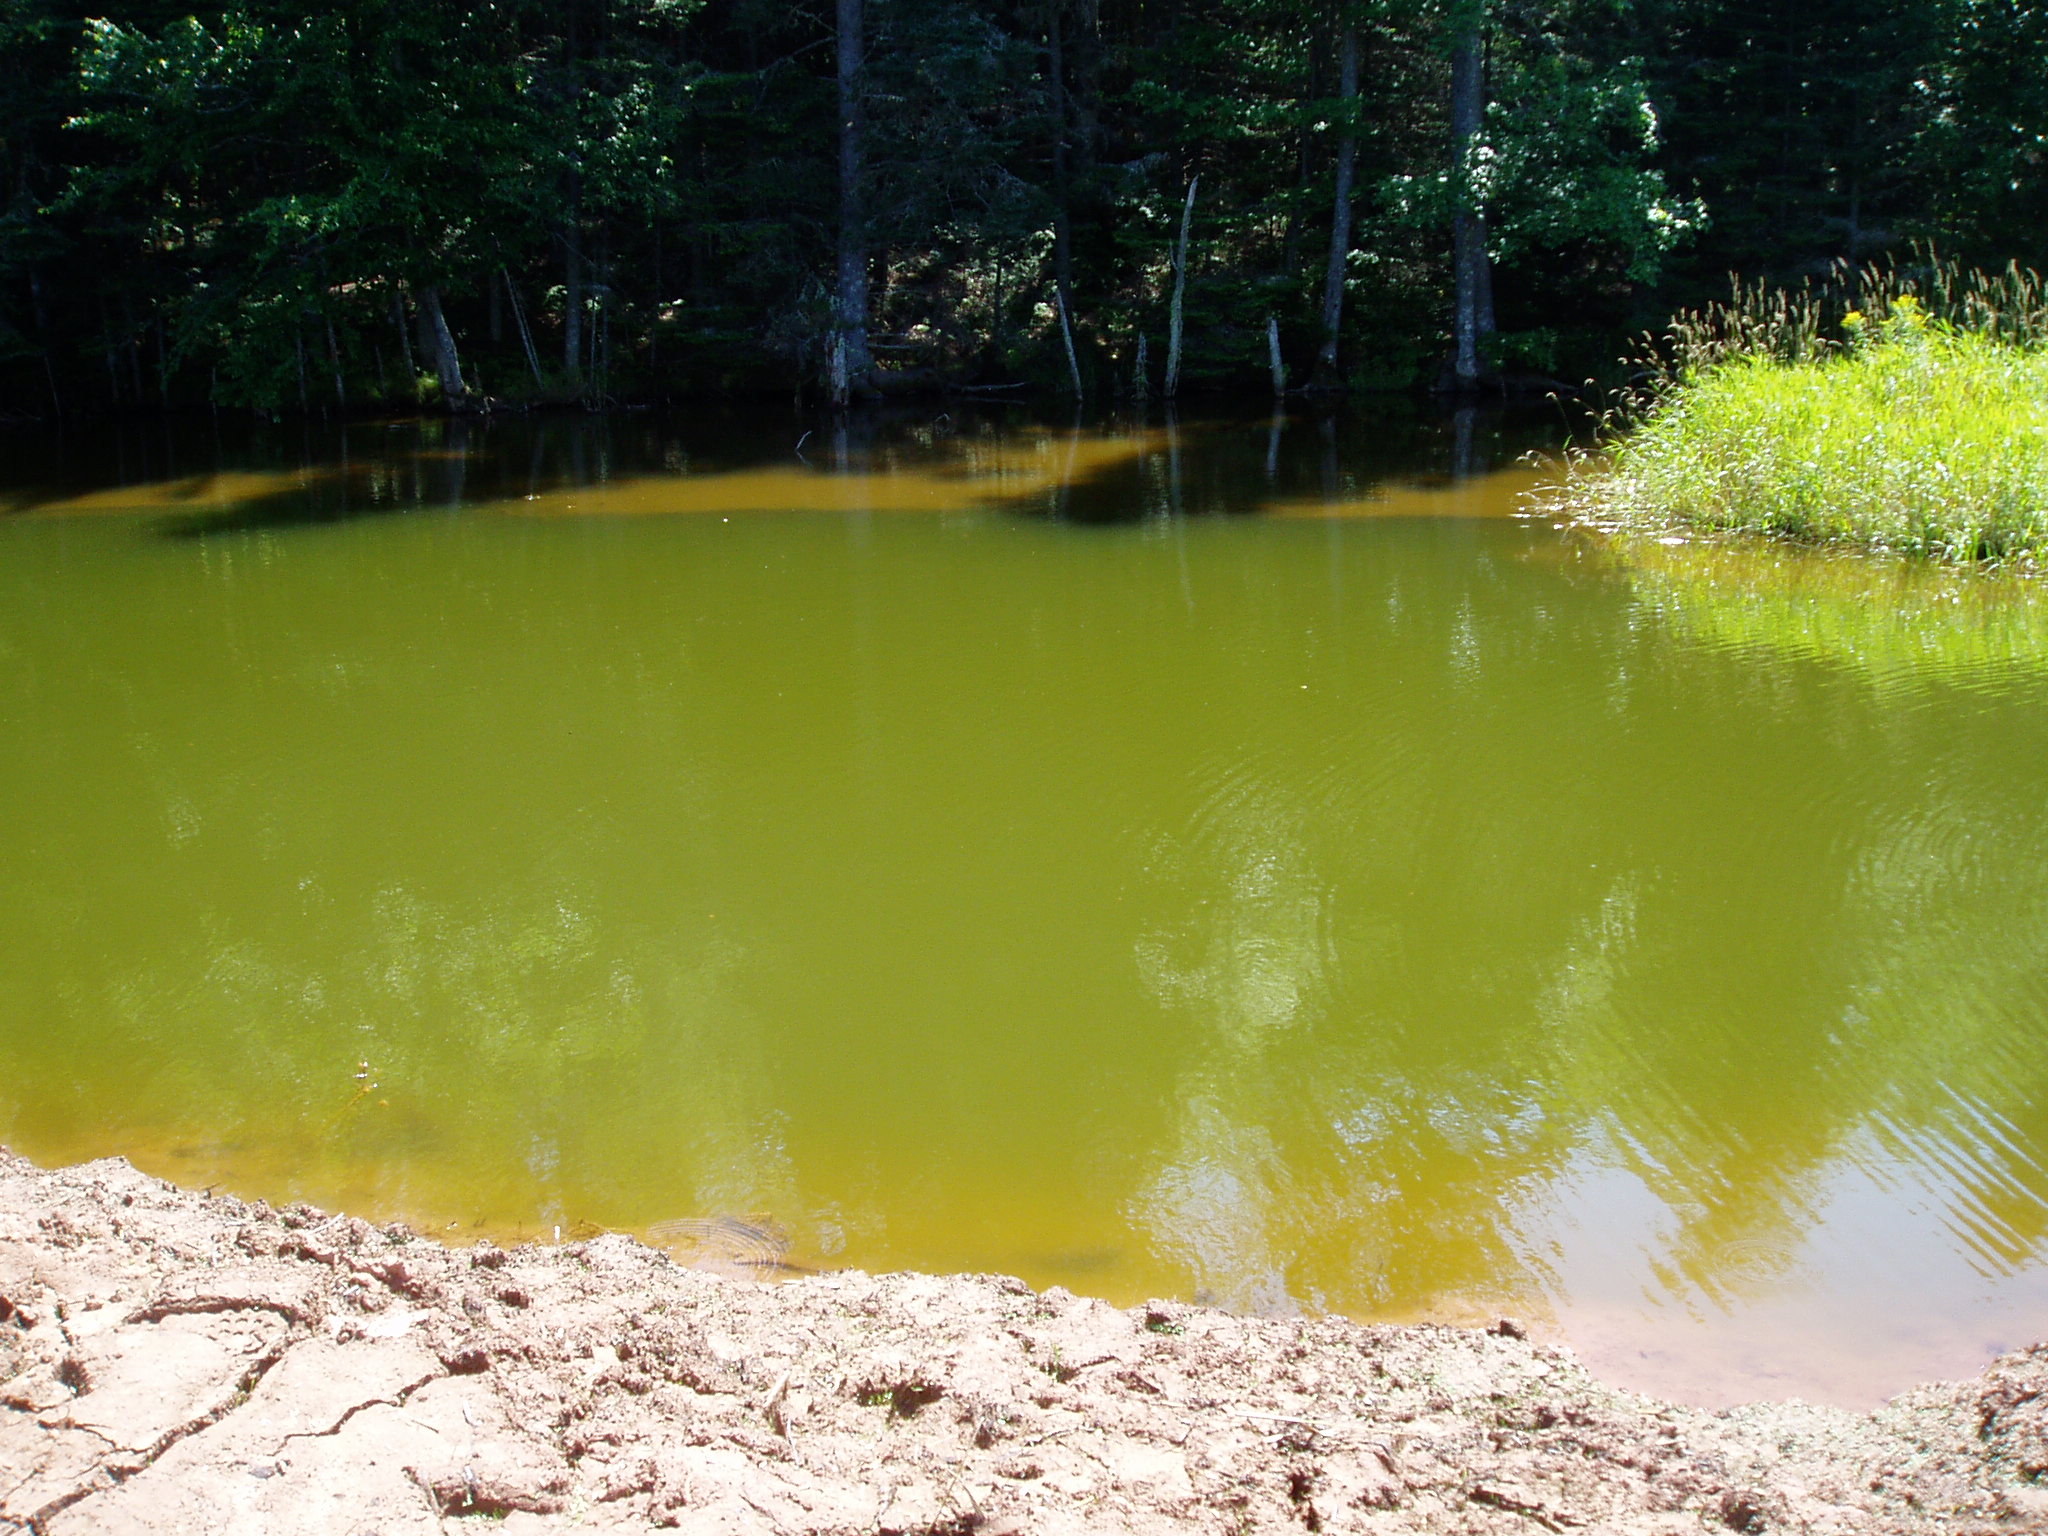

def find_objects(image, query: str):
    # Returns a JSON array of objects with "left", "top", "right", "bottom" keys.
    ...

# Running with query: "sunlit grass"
[{"left": 1557, "top": 261, "right": 2048, "bottom": 564}]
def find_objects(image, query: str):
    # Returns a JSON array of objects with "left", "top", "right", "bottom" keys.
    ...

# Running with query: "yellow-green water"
[{"left": 3, "top": 409, "right": 2045, "bottom": 1408}]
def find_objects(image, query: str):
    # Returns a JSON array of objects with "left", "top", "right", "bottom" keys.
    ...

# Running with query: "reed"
[{"left": 1557, "top": 256, "right": 2048, "bottom": 564}]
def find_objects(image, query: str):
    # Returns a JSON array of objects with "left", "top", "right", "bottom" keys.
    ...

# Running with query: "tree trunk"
[
  {"left": 324, "top": 314, "right": 345, "bottom": 405},
  {"left": 505, "top": 268, "right": 545, "bottom": 389},
  {"left": 828, "top": 333, "right": 849, "bottom": 406},
  {"left": 1282, "top": 61, "right": 1312, "bottom": 278},
  {"left": 418, "top": 285, "right": 467, "bottom": 405},
  {"left": 563, "top": 232, "right": 584, "bottom": 380},
  {"left": 31, "top": 270, "right": 60, "bottom": 420},
  {"left": 1067, "top": 0, "right": 1102, "bottom": 172},
  {"left": 393, "top": 289, "right": 418, "bottom": 396},
  {"left": 1047, "top": 4, "right": 1079, "bottom": 374},
  {"left": 833, "top": 0, "right": 874, "bottom": 404},
  {"left": 124, "top": 296, "right": 144, "bottom": 404},
  {"left": 100, "top": 296, "right": 119, "bottom": 408},
  {"left": 1451, "top": 10, "right": 1492, "bottom": 390},
  {"left": 1268, "top": 315, "right": 1286, "bottom": 397},
  {"left": 1165, "top": 176, "right": 1198, "bottom": 399},
  {"left": 595, "top": 221, "right": 612, "bottom": 395},
  {"left": 1476, "top": 214, "right": 1496, "bottom": 339},
  {"left": 1313, "top": 25, "right": 1361, "bottom": 391},
  {"left": 1056, "top": 286, "right": 1083, "bottom": 396}
]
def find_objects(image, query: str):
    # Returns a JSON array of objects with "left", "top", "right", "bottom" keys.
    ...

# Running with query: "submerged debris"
[{"left": 644, "top": 1214, "right": 814, "bottom": 1280}]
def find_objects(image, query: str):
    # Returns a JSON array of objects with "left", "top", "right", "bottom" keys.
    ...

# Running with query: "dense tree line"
[{"left": 0, "top": 0, "right": 2042, "bottom": 415}]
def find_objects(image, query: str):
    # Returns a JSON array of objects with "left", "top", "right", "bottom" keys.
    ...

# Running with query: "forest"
[{"left": 0, "top": 0, "right": 2043, "bottom": 415}]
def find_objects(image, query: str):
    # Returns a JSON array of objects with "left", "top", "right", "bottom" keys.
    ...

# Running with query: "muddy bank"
[{"left": 2, "top": 1150, "right": 2044, "bottom": 1534}]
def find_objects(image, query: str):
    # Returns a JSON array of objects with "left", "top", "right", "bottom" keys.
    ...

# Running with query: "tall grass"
[{"left": 1557, "top": 257, "right": 2048, "bottom": 564}]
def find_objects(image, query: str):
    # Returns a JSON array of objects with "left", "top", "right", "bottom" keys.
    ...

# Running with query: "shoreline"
[{"left": 2, "top": 1149, "right": 2045, "bottom": 1534}]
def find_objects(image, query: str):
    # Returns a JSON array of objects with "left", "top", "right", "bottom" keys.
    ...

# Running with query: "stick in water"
[
  {"left": 1057, "top": 286, "right": 1083, "bottom": 397},
  {"left": 1165, "top": 176, "right": 1198, "bottom": 399}
]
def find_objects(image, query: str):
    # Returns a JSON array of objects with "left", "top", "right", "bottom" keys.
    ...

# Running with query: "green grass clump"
[{"left": 1561, "top": 261, "right": 2048, "bottom": 564}]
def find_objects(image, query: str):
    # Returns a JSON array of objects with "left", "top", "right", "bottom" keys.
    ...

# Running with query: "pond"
[{"left": 2, "top": 405, "right": 2045, "bottom": 1409}]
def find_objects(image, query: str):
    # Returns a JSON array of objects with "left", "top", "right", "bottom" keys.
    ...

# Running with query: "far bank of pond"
[{"left": 1, "top": 405, "right": 2046, "bottom": 1415}]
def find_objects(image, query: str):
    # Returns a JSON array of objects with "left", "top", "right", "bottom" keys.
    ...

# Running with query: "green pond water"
[{"left": 3, "top": 408, "right": 2046, "bottom": 1408}]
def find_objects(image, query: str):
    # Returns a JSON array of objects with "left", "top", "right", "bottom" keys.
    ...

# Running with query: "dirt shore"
[{"left": 2, "top": 1149, "right": 2045, "bottom": 1534}]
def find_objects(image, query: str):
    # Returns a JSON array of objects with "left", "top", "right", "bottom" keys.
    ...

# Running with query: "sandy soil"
[{"left": 2, "top": 1149, "right": 2045, "bottom": 1535}]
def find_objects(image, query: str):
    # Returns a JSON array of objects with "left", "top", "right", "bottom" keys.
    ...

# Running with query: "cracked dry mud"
[{"left": 2, "top": 1149, "right": 2046, "bottom": 1534}]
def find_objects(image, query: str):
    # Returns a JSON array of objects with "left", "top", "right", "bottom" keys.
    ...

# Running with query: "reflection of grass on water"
[{"left": 1608, "top": 532, "right": 2048, "bottom": 683}]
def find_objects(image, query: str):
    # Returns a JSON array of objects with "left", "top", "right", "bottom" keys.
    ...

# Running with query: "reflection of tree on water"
[
  {"left": 0, "top": 499, "right": 817, "bottom": 1237},
  {"left": 1117, "top": 531, "right": 2048, "bottom": 1327},
  {"left": 322, "top": 886, "right": 809, "bottom": 1244},
  {"left": 16, "top": 870, "right": 808, "bottom": 1243},
  {"left": 1828, "top": 800, "right": 2048, "bottom": 1276},
  {"left": 1130, "top": 800, "right": 1333, "bottom": 1314},
  {"left": 1582, "top": 545, "right": 2048, "bottom": 1302},
  {"left": 1124, "top": 745, "right": 1574, "bottom": 1319}
]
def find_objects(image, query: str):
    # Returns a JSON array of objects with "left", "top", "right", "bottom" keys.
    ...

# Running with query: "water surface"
[{"left": 3, "top": 407, "right": 2045, "bottom": 1408}]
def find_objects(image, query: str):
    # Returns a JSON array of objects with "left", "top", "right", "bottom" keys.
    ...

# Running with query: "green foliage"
[
  {"left": 1379, "top": 0, "right": 1699, "bottom": 284},
  {"left": 1918, "top": 0, "right": 2048, "bottom": 271},
  {"left": 59, "top": 3, "right": 557, "bottom": 402},
  {"left": 1481, "top": 26, "right": 1701, "bottom": 282},
  {"left": 0, "top": 0, "right": 2041, "bottom": 411},
  {"left": 1560, "top": 264, "right": 2048, "bottom": 563}
]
